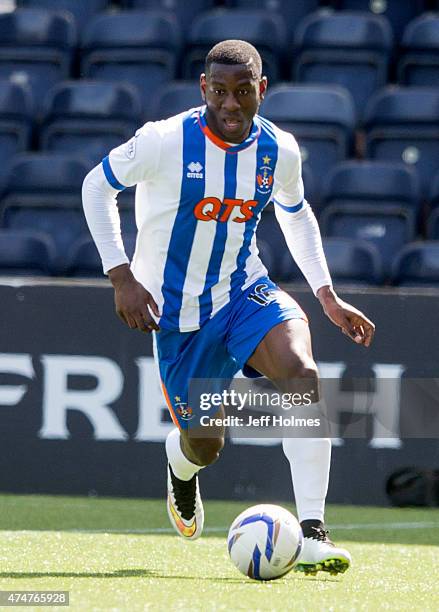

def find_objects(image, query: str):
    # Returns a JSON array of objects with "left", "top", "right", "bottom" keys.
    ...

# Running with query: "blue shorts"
[{"left": 155, "top": 276, "right": 307, "bottom": 429}]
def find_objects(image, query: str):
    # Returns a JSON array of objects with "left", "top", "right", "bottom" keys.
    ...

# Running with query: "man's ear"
[
  {"left": 259, "top": 76, "right": 268, "bottom": 100},
  {"left": 200, "top": 73, "right": 207, "bottom": 101}
]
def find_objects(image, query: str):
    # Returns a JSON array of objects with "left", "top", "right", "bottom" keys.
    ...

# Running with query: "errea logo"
[{"left": 187, "top": 161, "right": 203, "bottom": 179}]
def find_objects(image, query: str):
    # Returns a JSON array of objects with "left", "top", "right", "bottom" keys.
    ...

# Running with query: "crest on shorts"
[
  {"left": 174, "top": 396, "right": 194, "bottom": 420},
  {"left": 256, "top": 154, "right": 274, "bottom": 195}
]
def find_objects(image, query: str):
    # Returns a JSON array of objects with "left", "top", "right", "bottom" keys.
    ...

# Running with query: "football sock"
[
  {"left": 166, "top": 427, "right": 204, "bottom": 482},
  {"left": 300, "top": 519, "right": 325, "bottom": 538},
  {"left": 282, "top": 435, "right": 331, "bottom": 523}
]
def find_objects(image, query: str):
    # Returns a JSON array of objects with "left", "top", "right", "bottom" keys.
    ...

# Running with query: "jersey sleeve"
[
  {"left": 102, "top": 121, "right": 163, "bottom": 190},
  {"left": 273, "top": 133, "right": 304, "bottom": 212}
]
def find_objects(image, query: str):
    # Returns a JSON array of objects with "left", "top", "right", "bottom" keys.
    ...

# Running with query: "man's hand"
[
  {"left": 108, "top": 264, "right": 160, "bottom": 333},
  {"left": 317, "top": 285, "right": 375, "bottom": 347}
]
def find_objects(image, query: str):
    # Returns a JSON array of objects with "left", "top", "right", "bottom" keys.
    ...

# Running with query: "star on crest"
[
  {"left": 175, "top": 396, "right": 181, "bottom": 402},
  {"left": 262, "top": 155, "right": 271, "bottom": 166}
]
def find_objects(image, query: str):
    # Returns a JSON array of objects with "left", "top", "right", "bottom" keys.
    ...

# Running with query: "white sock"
[
  {"left": 282, "top": 436, "right": 331, "bottom": 523},
  {"left": 166, "top": 428, "right": 204, "bottom": 481}
]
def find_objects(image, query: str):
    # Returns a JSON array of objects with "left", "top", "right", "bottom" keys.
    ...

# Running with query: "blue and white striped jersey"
[{"left": 102, "top": 106, "right": 304, "bottom": 332}]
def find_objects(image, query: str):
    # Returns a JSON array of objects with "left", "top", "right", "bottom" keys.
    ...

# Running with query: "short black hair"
[{"left": 205, "top": 39, "right": 262, "bottom": 79}]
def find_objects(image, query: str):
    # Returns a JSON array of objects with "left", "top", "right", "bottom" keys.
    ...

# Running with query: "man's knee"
[
  {"left": 180, "top": 433, "right": 224, "bottom": 466},
  {"left": 277, "top": 354, "right": 318, "bottom": 381},
  {"left": 275, "top": 355, "right": 320, "bottom": 399}
]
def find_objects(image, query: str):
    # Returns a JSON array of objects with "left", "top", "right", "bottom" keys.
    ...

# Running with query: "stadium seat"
[
  {"left": 182, "top": 9, "right": 287, "bottom": 83},
  {"left": 40, "top": 80, "right": 142, "bottom": 165},
  {"left": 0, "top": 79, "right": 33, "bottom": 187},
  {"left": 224, "top": 0, "right": 320, "bottom": 46},
  {"left": 293, "top": 11, "right": 393, "bottom": 114},
  {"left": 320, "top": 206, "right": 415, "bottom": 278},
  {"left": 0, "top": 153, "right": 90, "bottom": 273},
  {"left": 364, "top": 87, "right": 439, "bottom": 196},
  {"left": 80, "top": 11, "right": 181, "bottom": 118},
  {"left": 0, "top": 9, "right": 76, "bottom": 115},
  {"left": 321, "top": 161, "right": 421, "bottom": 215},
  {"left": 398, "top": 13, "right": 439, "bottom": 86},
  {"left": 261, "top": 84, "right": 355, "bottom": 198},
  {"left": 320, "top": 161, "right": 420, "bottom": 276},
  {"left": 65, "top": 234, "right": 137, "bottom": 278},
  {"left": 120, "top": 0, "right": 216, "bottom": 35},
  {"left": 150, "top": 81, "right": 203, "bottom": 120},
  {"left": 17, "top": 0, "right": 109, "bottom": 31},
  {"left": 280, "top": 237, "right": 383, "bottom": 284},
  {"left": 392, "top": 242, "right": 439, "bottom": 286},
  {"left": 0, "top": 229, "right": 55, "bottom": 276},
  {"left": 331, "top": 0, "right": 426, "bottom": 42}
]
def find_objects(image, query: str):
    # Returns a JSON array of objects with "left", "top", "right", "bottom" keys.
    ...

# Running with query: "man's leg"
[
  {"left": 247, "top": 318, "right": 351, "bottom": 575},
  {"left": 156, "top": 322, "right": 235, "bottom": 541},
  {"left": 165, "top": 415, "right": 224, "bottom": 541}
]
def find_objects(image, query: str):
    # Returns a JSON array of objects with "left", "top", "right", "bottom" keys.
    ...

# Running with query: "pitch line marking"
[{"left": 1, "top": 521, "right": 438, "bottom": 536}]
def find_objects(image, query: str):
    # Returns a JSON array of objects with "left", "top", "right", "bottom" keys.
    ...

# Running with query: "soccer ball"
[{"left": 227, "top": 504, "right": 303, "bottom": 580}]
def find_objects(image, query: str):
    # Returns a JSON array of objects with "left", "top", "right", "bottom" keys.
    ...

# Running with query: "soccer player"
[{"left": 82, "top": 40, "right": 375, "bottom": 576}]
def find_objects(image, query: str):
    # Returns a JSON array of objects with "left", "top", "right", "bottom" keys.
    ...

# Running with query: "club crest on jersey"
[
  {"left": 256, "top": 155, "right": 274, "bottom": 195},
  {"left": 187, "top": 161, "right": 204, "bottom": 179},
  {"left": 174, "top": 396, "right": 194, "bottom": 420}
]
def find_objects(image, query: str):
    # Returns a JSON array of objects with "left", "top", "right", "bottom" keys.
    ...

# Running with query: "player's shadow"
[
  {"left": 0, "top": 569, "right": 337, "bottom": 583},
  {"left": 0, "top": 569, "right": 243, "bottom": 582}
]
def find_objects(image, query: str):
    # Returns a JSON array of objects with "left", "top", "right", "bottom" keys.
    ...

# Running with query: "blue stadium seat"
[
  {"left": 150, "top": 81, "right": 202, "bottom": 120},
  {"left": 120, "top": 0, "right": 216, "bottom": 35},
  {"left": 392, "top": 242, "right": 439, "bottom": 286},
  {"left": 320, "top": 161, "right": 420, "bottom": 276},
  {"left": 332, "top": 0, "right": 426, "bottom": 42},
  {"left": 364, "top": 87, "right": 439, "bottom": 196},
  {"left": 261, "top": 84, "right": 355, "bottom": 198},
  {"left": 224, "top": 0, "right": 320, "bottom": 46},
  {"left": 0, "top": 79, "right": 33, "bottom": 187},
  {"left": 183, "top": 9, "right": 287, "bottom": 83},
  {"left": 322, "top": 161, "right": 421, "bottom": 215},
  {"left": 398, "top": 14, "right": 439, "bottom": 86},
  {"left": 0, "top": 229, "right": 55, "bottom": 276},
  {"left": 280, "top": 237, "right": 383, "bottom": 285},
  {"left": 40, "top": 80, "right": 142, "bottom": 165},
  {"left": 0, "top": 9, "right": 76, "bottom": 115},
  {"left": 65, "top": 234, "right": 137, "bottom": 277},
  {"left": 17, "top": 0, "right": 108, "bottom": 31},
  {"left": 293, "top": 11, "right": 393, "bottom": 114},
  {"left": 0, "top": 153, "right": 90, "bottom": 273},
  {"left": 320, "top": 206, "right": 415, "bottom": 278},
  {"left": 81, "top": 11, "right": 181, "bottom": 117}
]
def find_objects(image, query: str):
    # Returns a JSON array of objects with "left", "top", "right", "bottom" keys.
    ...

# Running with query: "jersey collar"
[{"left": 197, "top": 106, "right": 261, "bottom": 153}]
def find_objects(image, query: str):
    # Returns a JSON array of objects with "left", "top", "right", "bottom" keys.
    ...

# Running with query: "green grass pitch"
[{"left": 0, "top": 494, "right": 438, "bottom": 611}]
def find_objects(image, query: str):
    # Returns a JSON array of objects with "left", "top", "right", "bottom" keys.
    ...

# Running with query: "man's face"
[{"left": 200, "top": 62, "right": 267, "bottom": 144}]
